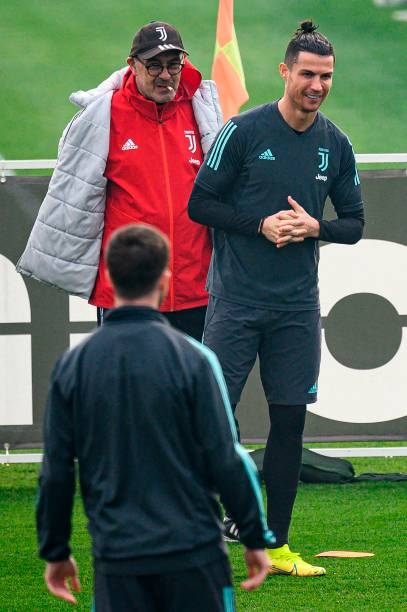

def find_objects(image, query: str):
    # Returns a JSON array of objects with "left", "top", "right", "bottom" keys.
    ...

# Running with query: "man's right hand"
[
  {"left": 240, "top": 548, "right": 270, "bottom": 591},
  {"left": 44, "top": 556, "right": 81, "bottom": 604},
  {"left": 260, "top": 210, "right": 300, "bottom": 246},
  {"left": 261, "top": 196, "right": 319, "bottom": 248}
]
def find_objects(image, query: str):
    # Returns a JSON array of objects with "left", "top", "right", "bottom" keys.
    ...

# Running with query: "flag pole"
[{"left": 211, "top": 0, "right": 249, "bottom": 121}]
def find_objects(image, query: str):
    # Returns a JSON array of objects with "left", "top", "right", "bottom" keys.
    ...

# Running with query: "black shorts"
[
  {"left": 93, "top": 557, "right": 235, "bottom": 612},
  {"left": 203, "top": 296, "right": 321, "bottom": 405}
]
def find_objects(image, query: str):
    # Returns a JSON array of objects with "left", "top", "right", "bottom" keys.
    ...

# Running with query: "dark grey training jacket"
[{"left": 37, "top": 306, "right": 273, "bottom": 574}]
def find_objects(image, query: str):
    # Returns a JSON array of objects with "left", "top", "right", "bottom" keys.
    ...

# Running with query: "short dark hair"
[
  {"left": 106, "top": 224, "right": 169, "bottom": 299},
  {"left": 284, "top": 20, "right": 335, "bottom": 68}
]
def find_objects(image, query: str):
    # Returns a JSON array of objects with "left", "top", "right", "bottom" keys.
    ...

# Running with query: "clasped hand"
[{"left": 261, "top": 196, "right": 320, "bottom": 248}]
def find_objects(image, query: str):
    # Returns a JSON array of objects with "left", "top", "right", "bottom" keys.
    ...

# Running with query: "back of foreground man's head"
[{"left": 106, "top": 223, "right": 169, "bottom": 300}]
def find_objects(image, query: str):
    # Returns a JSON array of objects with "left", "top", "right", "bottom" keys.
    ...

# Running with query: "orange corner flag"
[{"left": 212, "top": 0, "right": 249, "bottom": 121}]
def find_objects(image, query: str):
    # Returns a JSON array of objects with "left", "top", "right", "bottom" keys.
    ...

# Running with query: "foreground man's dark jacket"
[{"left": 37, "top": 307, "right": 273, "bottom": 574}]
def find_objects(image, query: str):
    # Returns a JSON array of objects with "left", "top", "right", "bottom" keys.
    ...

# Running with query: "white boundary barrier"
[
  {"left": 1, "top": 447, "right": 406, "bottom": 464},
  {"left": 1, "top": 153, "right": 407, "bottom": 178}
]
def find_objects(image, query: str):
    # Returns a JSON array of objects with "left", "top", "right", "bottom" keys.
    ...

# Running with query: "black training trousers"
[
  {"left": 263, "top": 403, "right": 306, "bottom": 548},
  {"left": 93, "top": 558, "right": 235, "bottom": 612},
  {"left": 97, "top": 306, "right": 206, "bottom": 341}
]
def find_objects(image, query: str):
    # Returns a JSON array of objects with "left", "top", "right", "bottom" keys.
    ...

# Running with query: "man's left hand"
[
  {"left": 44, "top": 556, "right": 81, "bottom": 604},
  {"left": 241, "top": 548, "right": 270, "bottom": 591},
  {"left": 276, "top": 196, "right": 320, "bottom": 248}
]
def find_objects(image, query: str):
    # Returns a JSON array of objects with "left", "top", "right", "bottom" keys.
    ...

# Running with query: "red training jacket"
[{"left": 90, "top": 62, "right": 212, "bottom": 311}]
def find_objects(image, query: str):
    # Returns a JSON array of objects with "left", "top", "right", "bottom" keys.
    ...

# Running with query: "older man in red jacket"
[
  {"left": 17, "top": 21, "right": 222, "bottom": 340},
  {"left": 91, "top": 22, "right": 216, "bottom": 337}
]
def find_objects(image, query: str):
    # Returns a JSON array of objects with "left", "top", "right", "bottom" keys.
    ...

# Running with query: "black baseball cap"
[{"left": 130, "top": 21, "right": 188, "bottom": 60}]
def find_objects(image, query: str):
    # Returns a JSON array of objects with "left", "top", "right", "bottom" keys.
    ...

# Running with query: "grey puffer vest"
[{"left": 16, "top": 69, "right": 223, "bottom": 299}]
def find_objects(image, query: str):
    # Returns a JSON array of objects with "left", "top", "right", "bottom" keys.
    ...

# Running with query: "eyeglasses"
[{"left": 135, "top": 56, "right": 184, "bottom": 77}]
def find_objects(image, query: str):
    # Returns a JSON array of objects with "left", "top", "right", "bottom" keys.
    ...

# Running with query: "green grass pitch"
[{"left": 1, "top": 453, "right": 406, "bottom": 610}]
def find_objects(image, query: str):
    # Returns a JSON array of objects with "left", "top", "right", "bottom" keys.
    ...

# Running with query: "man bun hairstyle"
[
  {"left": 299, "top": 20, "right": 318, "bottom": 35},
  {"left": 284, "top": 20, "right": 335, "bottom": 67},
  {"left": 106, "top": 223, "right": 169, "bottom": 300}
]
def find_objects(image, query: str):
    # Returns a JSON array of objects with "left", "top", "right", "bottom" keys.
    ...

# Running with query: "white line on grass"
[{"left": 1, "top": 447, "right": 407, "bottom": 463}]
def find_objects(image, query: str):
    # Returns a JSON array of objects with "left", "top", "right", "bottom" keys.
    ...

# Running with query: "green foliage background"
[{"left": 1, "top": 0, "right": 407, "bottom": 158}]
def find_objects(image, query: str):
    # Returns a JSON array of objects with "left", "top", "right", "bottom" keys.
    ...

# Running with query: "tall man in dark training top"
[{"left": 189, "top": 21, "right": 364, "bottom": 576}]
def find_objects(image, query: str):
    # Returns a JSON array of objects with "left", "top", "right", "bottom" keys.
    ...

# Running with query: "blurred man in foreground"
[{"left": 36, "top": 224, "right": 273, "bottom": 610}]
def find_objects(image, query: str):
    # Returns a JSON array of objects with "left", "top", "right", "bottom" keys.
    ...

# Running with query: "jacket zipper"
[{"left": 157, "top": 120, "right": 175, "bottom": 311}]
